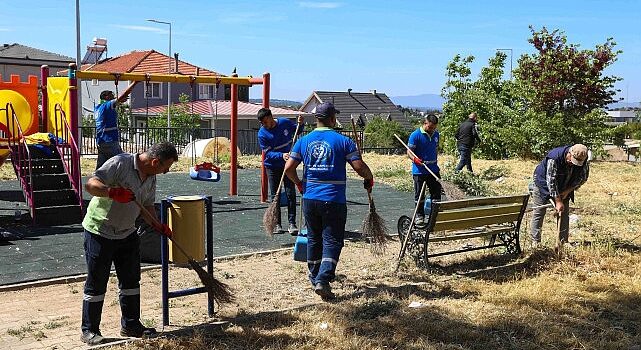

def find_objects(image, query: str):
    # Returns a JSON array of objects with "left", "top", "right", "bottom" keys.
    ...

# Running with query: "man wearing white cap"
[{"left": 530, "top": 144, "right": 590, "bottom": 248}]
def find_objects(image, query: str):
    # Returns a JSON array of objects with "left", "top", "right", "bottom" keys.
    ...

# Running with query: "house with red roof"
[{"left": 78, "top": 49, "right": 249, "bottom": 128}]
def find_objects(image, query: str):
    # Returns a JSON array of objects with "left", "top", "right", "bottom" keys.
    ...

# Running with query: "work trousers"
[
  {"left": 266, "top": 167, "right": 297, "bottom": 225},
  {"left": 81, "top": 230, "right": 142, "bottom": 333},
  {"left": 303, "top": 199, "right": 347, "bottom": 286},
  {"left": 530, "top": 186, "right": 570, "bottom": 244},
  {"left": 413, "top": 173, "right": 442, "bottom": 217},
  {"left": 96, "top": 141, "right": 124, "bottom": 170},
  {"left": 455, "top": 144, "right": 473, "bottom": 173}
]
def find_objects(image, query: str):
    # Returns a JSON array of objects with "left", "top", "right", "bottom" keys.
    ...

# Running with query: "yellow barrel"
[{"left": 167, "top": 195, "right": 205, "bottom": 264}]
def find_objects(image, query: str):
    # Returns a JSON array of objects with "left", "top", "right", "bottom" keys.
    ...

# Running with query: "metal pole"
[
  {"left": 75, "top": 0, "right": 83, "bottom": 153},
  {"left": 167, "top": 22, "right": 171, "bottom": 142}
]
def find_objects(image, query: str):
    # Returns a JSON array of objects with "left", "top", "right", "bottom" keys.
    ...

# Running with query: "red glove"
[
  {"left": 152, "top": 222, "right": 173, "bottom": 238},
  {"left": 108, "top": 187, "right": 135, "bottom": 203},
  {"left": 363, "top": 178, "right": 374, "bottom": 191},
  {"left": 412, "top": 157, "right": 423, "bottom": 166},
  {"left": 296, "top": 182, "right": 304, "bottom": 194}
]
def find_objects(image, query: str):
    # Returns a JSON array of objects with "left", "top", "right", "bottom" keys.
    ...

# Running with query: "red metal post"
[
  {"left": 68, "top": 63, "right": 79, "bottom": 142},
  {"left": 260, "top": 73, "right": 270, "bottom": 202},
  {"left": 230, "top": 76, "right": 238, "bottom": 196},
  {"left": 40, "top": 65, "right": 49, "bottom": 132}
]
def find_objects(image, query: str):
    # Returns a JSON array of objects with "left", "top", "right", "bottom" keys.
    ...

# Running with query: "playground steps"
[{"left": 12, "top": 150, "right": 82, "bottom": 226}]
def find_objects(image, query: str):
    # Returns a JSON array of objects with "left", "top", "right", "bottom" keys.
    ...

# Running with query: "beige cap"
[{"left": 569, "top": 144, "right": 588, "bottom": 166}]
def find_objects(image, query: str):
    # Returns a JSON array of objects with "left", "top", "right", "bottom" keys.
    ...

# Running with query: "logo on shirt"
[
  {"left": 284, "top": 129, "right": 289, "bottom": 137},
  {"left": 309, "top": 140, "right": 331, "bottom": 160}
]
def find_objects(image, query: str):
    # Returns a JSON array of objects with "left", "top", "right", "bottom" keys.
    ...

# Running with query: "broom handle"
[
  {"left": 395, "top": 180, "right": 428, "bottom": 272},
  {"left": 393, "top": 134, "right": 444, "bottom": 186},
  {"left": 350, "top": 116, "right": 375, "bottom": 209},
  {"left": 274, "top": 121, "right": 302, "bottom": 200},
  {"left": 132, "top": 198, "right": 192, "bottom": 259}
]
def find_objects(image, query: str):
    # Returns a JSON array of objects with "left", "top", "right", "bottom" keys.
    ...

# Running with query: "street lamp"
[
  {"left": 496, "top": 48, "right": 513, "bottom": 80},
  {"left": 147, "top": 19, "right": 172, "bottom": 141}
]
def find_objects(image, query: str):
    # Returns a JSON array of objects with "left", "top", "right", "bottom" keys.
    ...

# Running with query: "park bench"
[{"left": 397, "top": 194, "right": 530, "bottom": 267}]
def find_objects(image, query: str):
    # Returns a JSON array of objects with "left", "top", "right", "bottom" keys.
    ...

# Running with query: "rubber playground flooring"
[{"left": 0, "top": 169, "right": 413, "bottom": 286}]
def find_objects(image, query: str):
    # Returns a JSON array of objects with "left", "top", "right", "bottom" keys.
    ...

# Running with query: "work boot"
[
  {"left": 273, "top": 224, "right": 283, "bottom": 234},
  {"left": 288, "top": 223, "right": 299, "bottom": 236},
  {"left": 314, "top": 283, "right": 335, "bottom": 301},
  {"left": 120, "top": 324, "right": 157, "bottom": 339},
  {"left": 80, "top": 330, "right": 104, "bottom": 345}
]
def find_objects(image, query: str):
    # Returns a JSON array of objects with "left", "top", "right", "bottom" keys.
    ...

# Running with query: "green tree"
[
  {"left": 363, "top": 116, "right": 410, "bottom": 149},
  {"left": 515, "top": 26, "right": 621, "bottom": 156},
  {"left": 147, "top": 94, "right": 201, "bottom": 145}
]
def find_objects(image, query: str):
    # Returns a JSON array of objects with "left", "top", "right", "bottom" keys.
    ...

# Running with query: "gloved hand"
[
  {"left": 108, "top": 187, "right": 135, "bottom": 203},
  {"left": 412, "top": 156, "right": 423, "bottom": 166},
  {"left": 296, "top": 182, "right": 304, "bottom": 194},
  {"left": 363, "top": 178, "right": 374, "bottom": 191},
  {"left": 152, "top": 222, "right": 173, "bottom": 238}
]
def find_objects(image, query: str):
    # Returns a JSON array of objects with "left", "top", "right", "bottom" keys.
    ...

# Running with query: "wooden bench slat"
[
  {"left": 429, "top": 226, "right": 513, "bottom": 242},
  {"left": 436, "top": 195, "right": 527, "bottom": 211},
  {"left": 436, "top": 203, "right": 523, "bottom": 221},
  {"left": 432, "top": 212, "right": 521, "bottom": 232}
]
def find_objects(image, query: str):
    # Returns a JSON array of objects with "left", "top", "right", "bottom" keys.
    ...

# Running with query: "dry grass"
[{"left": 98, "top": 155, "right": 641, "bottom": 350}]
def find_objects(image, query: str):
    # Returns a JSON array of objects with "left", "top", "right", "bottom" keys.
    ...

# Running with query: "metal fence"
[{"left": 79, "top": 127, "right": 402, "bottom": 156}]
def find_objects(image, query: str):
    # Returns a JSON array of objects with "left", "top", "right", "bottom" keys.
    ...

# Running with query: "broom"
[
  {"left": 393, "top": 134, "right": 466, "bottom": 200},
  {"left": 262, "top": 121, "right": 303, "bottom": 236},
  {"left": 350, "top": 116, "right": 390, "bottom": 255},
  {"left": 133, "top": 199, "right": 235, "bottom": 304}
]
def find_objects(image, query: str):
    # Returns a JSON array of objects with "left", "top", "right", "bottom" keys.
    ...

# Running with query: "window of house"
[
  {"left": 145, "top": 82, "right": 162, "bottom": 99},
  {"left": 199, "top": 84, "right": 216, "bottom": 99},
  {"left": 91, "top": 79, "right": 99, "bottom": 86}
]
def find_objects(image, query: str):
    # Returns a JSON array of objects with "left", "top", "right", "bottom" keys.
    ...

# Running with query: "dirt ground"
[{"left": 0, "top": 238, "right": 419, "bottom": 349}]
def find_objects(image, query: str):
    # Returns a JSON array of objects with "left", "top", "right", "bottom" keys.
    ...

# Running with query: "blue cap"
[{"left": 314, "top": 102, "right": 340, "bottom": 118}]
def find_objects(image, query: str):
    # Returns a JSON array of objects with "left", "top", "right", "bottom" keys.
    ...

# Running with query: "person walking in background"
[
  {"left": 455, "top": 112, "right": 482, "bottom": 173},
  {"left": 284, "top": 102, "right": 374, "bottom": 301},
  {"left": 80, "top": 142, "right": 177, "bottom": 345},
  {"left": 94, "top": 82, "right": 138, "bottom": 170},
  {"left": 258, "top": 108, "right": 304, "bottom": 235},
  {"left": 530, "top": 144, "right": 590, "bottom": 249},
  {"left": 406, "top": 114, "right": 442, "bottom": 225}
]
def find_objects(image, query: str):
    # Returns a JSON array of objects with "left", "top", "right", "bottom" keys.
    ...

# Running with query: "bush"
[
  {"left": 363, "top": 116, "right": 410, "bottom": 148},
  {"left": 479, "top": 164, "right": 510, "bottom": 180},
  {"left": 441, "top": 163, "right": 493, "bottom": 197}
]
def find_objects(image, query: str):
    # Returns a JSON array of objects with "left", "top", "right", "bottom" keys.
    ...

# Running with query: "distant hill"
[
  {"left": 390, "top": 94, "right": 445, "bottom": 110},
  {"left": 249, "top": 99, "right": 302, "bottom": 110},
  {"left": 607, "top": 101, "right": 640, "bottom": 110}
]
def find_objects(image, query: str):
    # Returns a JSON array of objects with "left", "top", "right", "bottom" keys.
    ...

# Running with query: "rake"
[
  {"left": 351, "top": 116, "right": 391, "bottom": 255},
  {"left": 393, "top": 134, "right": 466, "bottom": 200},
  {"left": 133, "top": 199, "right": 234, "bottom": 304},
  {"left": 262, "top": 121, "right": 303, "bottom": 236}
]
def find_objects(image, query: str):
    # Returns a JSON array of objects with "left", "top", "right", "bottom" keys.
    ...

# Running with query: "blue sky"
[{"left": 2, "top": 0, "right": 639, "bottom": 102}]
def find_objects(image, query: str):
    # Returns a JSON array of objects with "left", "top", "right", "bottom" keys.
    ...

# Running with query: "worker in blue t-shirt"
[
  {"left": 95, "top": 82, "right": 138, "bottom": 170},
  {"left": 258, "top": 108, "right": 304, "bottom": 235},
  {"left": 284, "top": 102, "right": 374, "bottom": 301},
  {"left": 406, "top": 114, "right": 442, "bottom": 225}
]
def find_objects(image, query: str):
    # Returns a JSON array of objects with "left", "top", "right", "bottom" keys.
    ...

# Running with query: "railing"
[
  {"left": 53, "top": 104, "right": 83, "bottom": 210},
  {"left": 2, "top": 102, "right": 34, "bottom": 219},
  {"left": 78, "top": 127, "right": 398, "bottom": 156}
]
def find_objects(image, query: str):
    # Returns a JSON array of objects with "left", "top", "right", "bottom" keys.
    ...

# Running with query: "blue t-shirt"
[
  {"left": 95, "top": 100, "right": 119, "bottom": 144},
  {"left": 290, "top": 128, "right": 361, "bottom": 204},
  {"left": 408, "top": 127, "right": 440, "bottom": 175},
  {"left": 258, "top": 117, "right": 298, "bottom": 168}
]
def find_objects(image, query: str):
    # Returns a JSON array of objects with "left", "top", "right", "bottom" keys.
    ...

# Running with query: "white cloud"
[
  {"left": 298, "top": 2, "right": 342, "bottom": 9},
  {"left": 0, "top": 27, "right": 12, "bottom": 32},
  {"left": 112, "top": 24, "right": 167, "bottom": 34}
]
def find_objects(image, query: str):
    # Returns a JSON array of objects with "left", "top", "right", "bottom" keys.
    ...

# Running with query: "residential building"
[
  {"left": 0, "top": 43, "right": 74, "bottom": 81},
  {"left": 75, "top": 50, "right": 249, "bottom": 123},
  {"left": 300, "top": 89, "right": 411, "bottom": 129},
  {"left": 606, "top": 109, "right": 639, "bottom": 125}
]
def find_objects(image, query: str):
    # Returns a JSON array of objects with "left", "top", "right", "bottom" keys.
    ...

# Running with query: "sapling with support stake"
[{"left": 350, "top": 115, "right": 390, "bottom": 255}]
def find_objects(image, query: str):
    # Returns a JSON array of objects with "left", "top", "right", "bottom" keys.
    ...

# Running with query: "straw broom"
[
  {"left": 133, "top": 199, "right": 234, "bottom": 304},
  {"left": 351, "top": 117, "right": 390, "bottom": 255},
  {"left": 262, "top": 121, "right": 302, "bottom": 236},
  {"left": 393, "top": 134, "right": 466, "bottom": 200}
]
